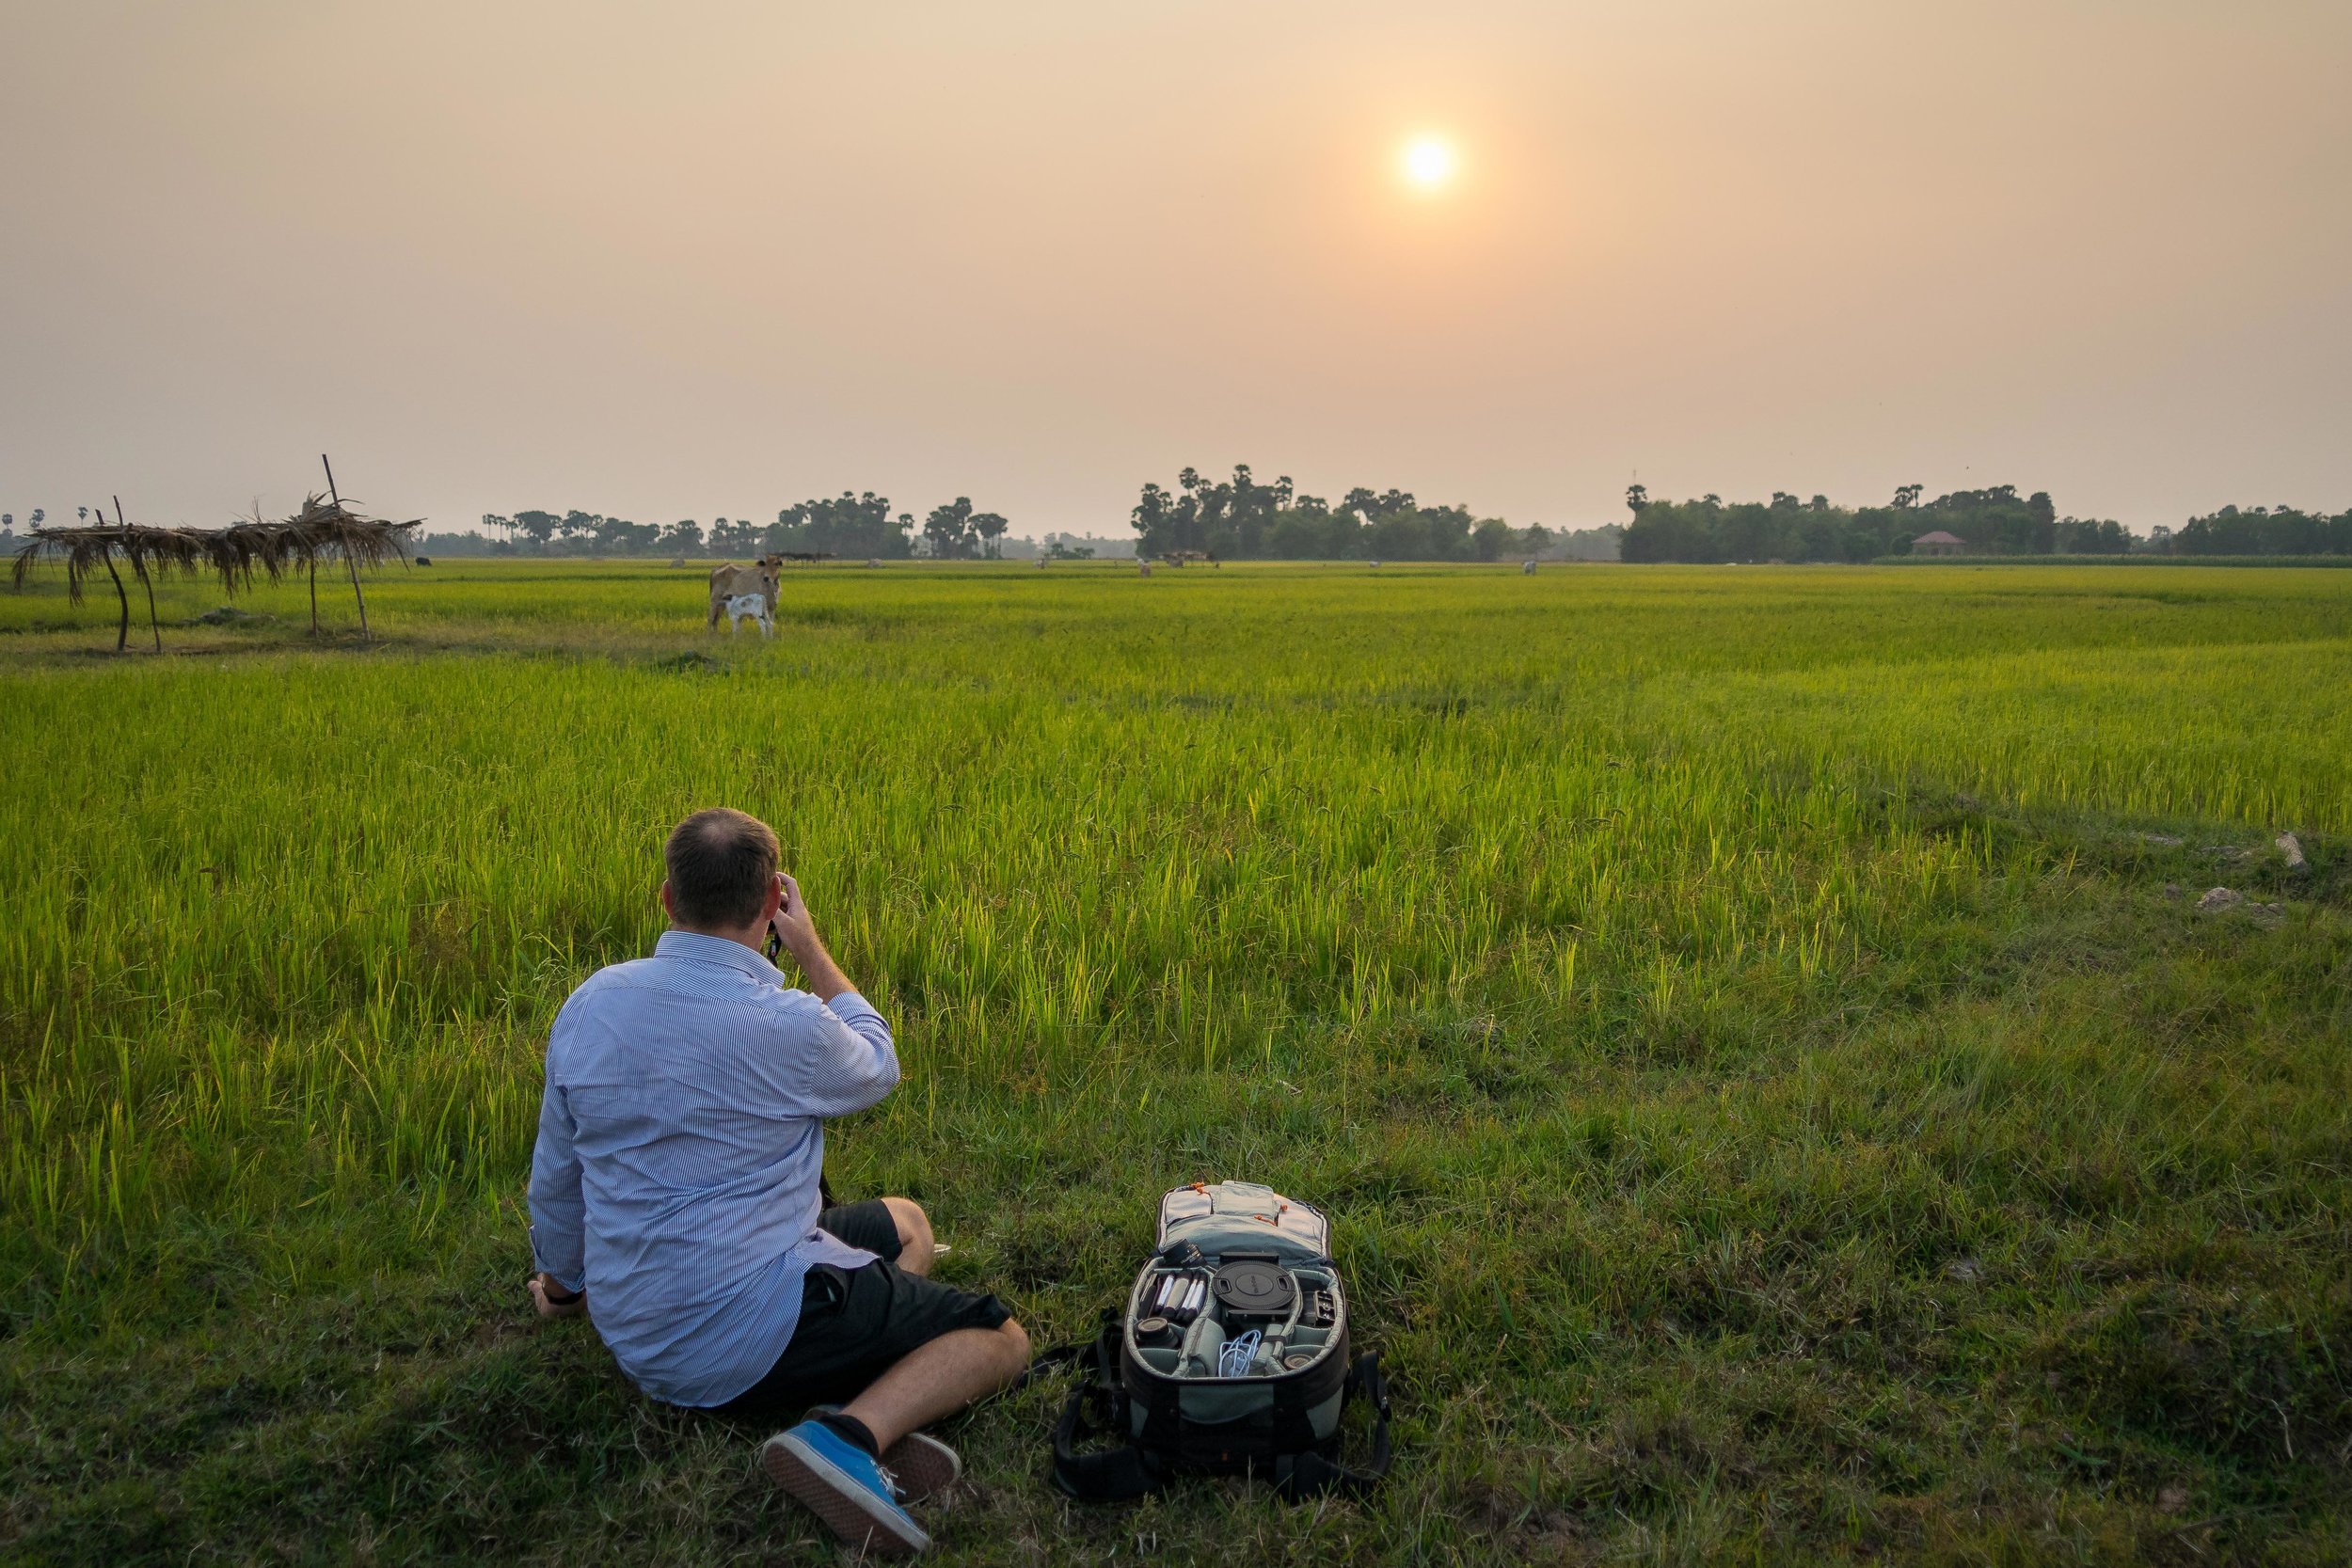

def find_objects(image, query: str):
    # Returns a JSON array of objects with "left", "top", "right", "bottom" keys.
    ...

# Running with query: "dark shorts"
[{"left": 710, "top": 1199, "right": 1013, "bottom": 1417}]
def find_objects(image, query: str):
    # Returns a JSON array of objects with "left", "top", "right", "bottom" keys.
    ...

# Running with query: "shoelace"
[{"left": 877, "top": 1464, "right": 904, "bottom": 1502}]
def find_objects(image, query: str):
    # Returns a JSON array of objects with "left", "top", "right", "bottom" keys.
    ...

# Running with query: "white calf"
[{"left": 722, "top": 592, "right": 773, "bottom": 638}]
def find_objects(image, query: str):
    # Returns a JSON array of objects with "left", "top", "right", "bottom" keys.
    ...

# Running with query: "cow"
[
  {"left": 720, "top": 592, "right": 773, "bottom": 639},
  {"left": 708, "top": 554, "right": 782, "bottom": 629}
]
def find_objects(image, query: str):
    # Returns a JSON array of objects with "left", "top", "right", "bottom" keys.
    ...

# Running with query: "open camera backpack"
[{"left": 1038, "top": 1180, "right": 1392, "bottom": 1502}]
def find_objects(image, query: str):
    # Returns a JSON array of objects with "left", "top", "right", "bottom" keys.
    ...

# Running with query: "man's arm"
[
  {"left": 526, "top": 1077, "right": 590, "bottom": 1320},
  {"left": 770, "top": 871, "right": 853, "bottom": 1001},
  {"left": 801, "top": 990, "right": 899, "bottom": 1113},
  {"left": 769, "top": 872, "right": 900, "bottom": 1115}
]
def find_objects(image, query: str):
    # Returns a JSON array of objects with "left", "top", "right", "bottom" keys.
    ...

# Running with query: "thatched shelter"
[
  {"left": 8, "top": 488, "right": 421, "bottom": 650},
  {"left": 8, "top": 505, "right": 227, "bottom": 652},
  {"left": 270, "top": 493, "right": 421, "bottom": 636}
]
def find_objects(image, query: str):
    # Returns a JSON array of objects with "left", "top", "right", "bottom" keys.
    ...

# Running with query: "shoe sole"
[
  {"left": 761, "top": 1433, "right": 930, "bottom": 1557},
  {"left": 880, "top": 1431, "right": 961, "bottom": 1506}
]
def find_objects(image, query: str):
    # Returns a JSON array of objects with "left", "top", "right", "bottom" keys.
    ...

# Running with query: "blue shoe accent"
[
  {"left": 761, "top": 1418, "right": 930, "bottom": 1556},
  {"left": 811, "top": 1404, "right": 961, "bottom": 1503}
]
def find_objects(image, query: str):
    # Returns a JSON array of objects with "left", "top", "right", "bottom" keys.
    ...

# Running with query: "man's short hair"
[{"left": 664, "top": 808, "right": 779, "bottom": 929}]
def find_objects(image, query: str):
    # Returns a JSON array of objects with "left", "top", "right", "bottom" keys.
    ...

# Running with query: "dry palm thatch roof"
[
  {"left": 9, "top": 523, "right": 213, "bottom": 602},
  {"left": 206, "top": 516, "right": 307, "bottom": 593},
  {"left": 8, "top": 493, "right": 423, "bottom": 649},
  {"left": 278, "top": 493, "right": 422, "bottom": 568}
]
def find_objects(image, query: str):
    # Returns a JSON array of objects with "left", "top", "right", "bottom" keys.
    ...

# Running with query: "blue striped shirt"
[{"left": 528, "top": 928, "right": 898, "bottom": 1406}]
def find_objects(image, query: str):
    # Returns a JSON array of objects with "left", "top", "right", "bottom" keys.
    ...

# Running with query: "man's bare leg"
[
  {"left": 841, "top": 1319, "right": 1029, "bottom": 1451},
  {"left": 880, "top": 1196, "right": 935, "bottom": 1276}
]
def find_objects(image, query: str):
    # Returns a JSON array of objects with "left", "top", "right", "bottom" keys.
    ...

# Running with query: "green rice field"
[{"left": 3, "top": 559, "right": 2348, "bottom": 1564}]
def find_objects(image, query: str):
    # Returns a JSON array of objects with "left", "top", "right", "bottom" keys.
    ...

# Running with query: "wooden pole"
[
  {"left": 118, "top": 496, "right": 161, "bottom": 653},
  {"left": 97, "top": 500, "right": 129, "bottom": 652},
  {"left": 323, "top": 453, "right": 368, "bottom": 639}
]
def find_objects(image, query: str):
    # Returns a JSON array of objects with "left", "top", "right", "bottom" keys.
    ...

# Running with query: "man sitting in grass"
[{"left": 526, "top": 806, "right": 1028, "bottom": 1556}]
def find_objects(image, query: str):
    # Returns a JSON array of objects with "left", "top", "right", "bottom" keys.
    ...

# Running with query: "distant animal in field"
[
  {"left": 1521, "top": 560, "right": 1536, "bottom": 575},
  {"left": 708, "top": 555, "right": 782, "bottom": 628},
  {"left": 415, "top": 556, "right": 432, "bottom": 566},
  {"left": 720, "top": 592, "right": 772, "bottom": 638},
  {"left": 1137, "top": 560, "right": 1152, "bottom": 578},
  {"left": 1369, "top": 559, "right": 1381, "bottom": 569}
]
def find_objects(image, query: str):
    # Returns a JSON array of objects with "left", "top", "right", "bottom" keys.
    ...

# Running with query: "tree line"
[
  {"left": 1616, "top": 484, "right": 2144, "bottom": 562},
  {"left": 1128, "top": 466, "right": 1554, "bottom": 561},
  {"left": 2156, "top": 505, "right": 2352, "bottom": 556},
  {"left": 1619, "top": 486, "right": 2352, "bottom": 562},
  {"left": 471, "top": 493, "right": 1009, "bottom": 560}
]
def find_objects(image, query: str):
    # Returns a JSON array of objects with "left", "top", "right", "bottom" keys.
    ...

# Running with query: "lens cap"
[{"left": 1210, "top": 1259, "right": 1298, "bottom": 1317}]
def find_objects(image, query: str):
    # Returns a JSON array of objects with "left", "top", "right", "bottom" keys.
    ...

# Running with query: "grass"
[
  {"left": 3, "top": 559, "right": 2348, "bottom": 1565},
  {"left": 1874, "top": 555, "right": 2352, "bottom": 569}
]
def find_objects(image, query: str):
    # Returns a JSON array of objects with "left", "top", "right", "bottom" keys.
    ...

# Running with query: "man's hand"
[
  {"left": 770, "top": 872, "right": 821, "bottom": 962},
  {"left": 769, "top": 873, "right": 855, "bottom": 1001},
  {"left": 529, "top": 1272, "right": 588, "bottom": 1321}
]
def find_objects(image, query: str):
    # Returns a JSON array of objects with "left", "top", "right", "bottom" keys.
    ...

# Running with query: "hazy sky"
[{"left": 4, "top": 1, "right": 2347, "bottom": 536}]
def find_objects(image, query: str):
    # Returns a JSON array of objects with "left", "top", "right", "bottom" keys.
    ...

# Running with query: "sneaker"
[
  {"left": 810, "top": 1405, "right": 961, "bottom": 1504},
  {"left": 761, "top": 1419, "right": 931, "bottom": 1556}
]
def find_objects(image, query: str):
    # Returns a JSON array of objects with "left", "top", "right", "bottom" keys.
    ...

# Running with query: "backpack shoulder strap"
[
  {"left": 1013, "top": 1300, "right": 1127, "bottom": 1390},
  {"left": 1052, "top": 1382, "right": 1163, "bottom": 1501},
  {"left": 1013, "top": 1336, "right": 1096, "bottom": 1391},
  {"left": 1037, "top": 1315, "right": 1168, "bottom": 1503},
  {"left": 1271, "top": 1352, "right": 1394, "bottom": 1501}
]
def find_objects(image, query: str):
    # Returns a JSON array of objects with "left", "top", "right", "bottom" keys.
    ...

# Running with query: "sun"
[{"left": 1402, "top": 136, "right": 1455, "bottom": 187}]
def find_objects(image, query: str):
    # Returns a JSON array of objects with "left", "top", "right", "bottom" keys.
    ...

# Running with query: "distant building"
[{"left": 1913, "top": 530, "right": 1968, "bottom": 557}]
